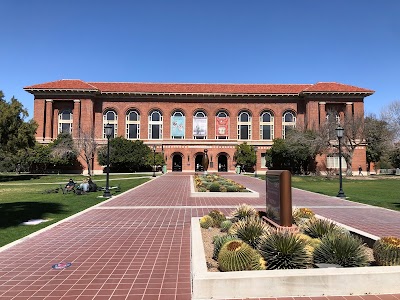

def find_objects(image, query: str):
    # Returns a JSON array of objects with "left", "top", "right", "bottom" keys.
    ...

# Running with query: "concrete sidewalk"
[{"left": 0, "top": 173, "right": 399, "bottom": 300}]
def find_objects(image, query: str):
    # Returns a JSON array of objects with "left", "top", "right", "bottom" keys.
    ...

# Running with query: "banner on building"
[
  {"left": 193, "top": 117, "right": 207, "bottom": 137},
  {"left": 171, "top": 116, "right": 185, "bottom": 137},
  {"left": 215, "top": 117, "right": 229, "bottom": 137}
]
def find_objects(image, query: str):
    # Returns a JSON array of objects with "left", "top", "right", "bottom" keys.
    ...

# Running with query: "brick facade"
[{"left": 25, "top": 80, "right": 374, "bottom": 174}]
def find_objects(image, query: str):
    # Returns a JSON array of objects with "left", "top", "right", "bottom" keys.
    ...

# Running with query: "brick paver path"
[{"left": 1, "top": 173, "right": 400, "bottom": 300}]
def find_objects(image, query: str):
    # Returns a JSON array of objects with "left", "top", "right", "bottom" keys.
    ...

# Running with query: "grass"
[
  {"left": 259, "top": 174, "right": 400, "bottom": 212},
  {"left": 0, "top": 173, "right": 152, "bottom": 247}
]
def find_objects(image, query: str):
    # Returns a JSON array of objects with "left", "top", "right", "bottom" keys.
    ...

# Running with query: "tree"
[
  {"left": 26, "top": 143, "right": 52, "bottom": 173},
  {"left": 380, "top": 100, "right": 400, "bottom": 141},
  {"left": 75, "top": 129, "right": 97, "bottom": 176},
  {"left": 233, "top": 142, "right": 256, "bottom": 171},
  {"left": 49, "top": 133, "right": 78, "bottom": 166},
  {"left": 0, "top": 91, "right": 37, "bottom": 171},
  {"left": 389, "top": 147, "right": 400, "bottom": 168}
]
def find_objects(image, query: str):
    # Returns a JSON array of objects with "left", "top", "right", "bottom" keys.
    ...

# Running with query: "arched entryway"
[
  {"left": 172, "top": 154, "right": 183, "bottom": 172},
  {"left": 218, "top": 154, "right": 228, "bottom": 172},
  {"left": 194, "top": 153, "right": 204, "bottom": 172}
]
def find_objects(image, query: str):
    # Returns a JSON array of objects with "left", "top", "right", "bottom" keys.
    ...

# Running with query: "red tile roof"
[{"left": 24, "top": 79, "right": 374, "bottom": 96}]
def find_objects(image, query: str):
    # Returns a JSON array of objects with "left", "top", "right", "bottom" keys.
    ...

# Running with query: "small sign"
[{"left": 52, "top": 262, "right": 72, "bottom": 270}]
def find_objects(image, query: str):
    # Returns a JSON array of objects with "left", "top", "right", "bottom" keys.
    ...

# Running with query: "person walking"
[{"left": 358, "top": 165, "right": 364, "bottom": 176}]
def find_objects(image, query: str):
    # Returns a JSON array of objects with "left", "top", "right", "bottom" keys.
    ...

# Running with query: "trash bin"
[
  {"left": 236, "top": 166, "right": 241, "bottom": 174},
  {"left": 162, "top": 165, "right": 167, "bottom": 174}
]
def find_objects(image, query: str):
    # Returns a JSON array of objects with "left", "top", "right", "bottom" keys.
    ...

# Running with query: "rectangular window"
[
  {"left": 261, "top": 153, "right": 266, "bottom": 168},
  {"left": 261, "top": 125, "right": 271, "bottom": 140},
  {"left": 128, "top": 124, "right": 138, "bottom": 139},
  {"left": 239, "top": 125, "right": 249, "bottom": 140},
  {"left": 326, "top": 156, "right": 347, "bottom": 170},
  {"left": 152, "top": 124, "right": 160, "bottom": 139}
]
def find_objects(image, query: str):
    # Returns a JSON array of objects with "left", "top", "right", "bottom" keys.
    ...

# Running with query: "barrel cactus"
[
  {"left": 228, "top": 216, "right": 272, "bottom": 248},
  {"left": 220, "top": 220, "right": 233, "bottom": 232},
  {"left": 218, "top": 239, "right": 266, "bottom": 271},
  {"left": 199, "top": 215, "right": 214, "bottom": 229},
  {"left": 373, "top": 236, "right": 400, "bottom": 266},
  {"left": 230, "top": 203, "right": 257, "bottom": 221},
  {"left": 313, "top": 232, "right": 369, "bottom": 267},
  {"left": 212, "top": 234, "right": 237, "bottom": 260},
  {"left": 208, "top": 210, "right": 226, "bottom": 227},
  {"left": 258, "top": 231, "right": 312, "bottom": 269}
]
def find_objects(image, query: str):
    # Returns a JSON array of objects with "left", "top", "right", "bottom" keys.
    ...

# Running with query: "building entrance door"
[
  {"left": 195, "top": 154, "right": 204, "bottom": 172},
  {"left": 218, "top": 155, "right": 228, "bottom": 172},
  {"left": 172, "top": 154, "right": 182, "bottom": 172}
]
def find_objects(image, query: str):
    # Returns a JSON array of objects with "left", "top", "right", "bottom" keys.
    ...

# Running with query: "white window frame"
[
  {"left": 282, "top": 111, "right": 296, "bottom": 139},
  {"left": 126, "top": 110, "right": 140, "bottom": 139},
  {"left": 237, "top": 111, "right": 251, "bottom": 140},
  {"left": 260, "top": 111, "right": 274, "bottom": 140},
  {"left": 193, "top": 110, "right": 207, "bottom": 139},
  {"left": 216, "top": 110, "right": 229, "bottom": 139},
  {"left": 103, "top": 110, "right": 118, "bottom": 138},
  {"left": 58, "top": 110, "right": 73, "bottom": 134},
  {"left": 171, "top": 110, "right": 185, "bottom": 139},
  {"left": 148, "top": 110, "right": 163, "bottom": 139},
  {"left": 327, "top": 155, "right": 347, "bottom": 170}
]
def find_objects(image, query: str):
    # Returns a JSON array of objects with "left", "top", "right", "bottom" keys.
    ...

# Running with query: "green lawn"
[
  {"left": 259, "top": 174, "right": 400, "bottom": 212},
  {"left": 0, "top": 173, "right": 152, "bottom": 247}
]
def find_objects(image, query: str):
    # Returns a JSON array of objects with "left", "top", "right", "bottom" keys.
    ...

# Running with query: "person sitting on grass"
[
  {"left": 78, "top": 178, "right": 90, "bottom": 193},
  {"left": 88, "top": 177, "right": 98, "bottom": 192},
  {"left": 65, "top": 179, "right": 75, "bottom": 191}
]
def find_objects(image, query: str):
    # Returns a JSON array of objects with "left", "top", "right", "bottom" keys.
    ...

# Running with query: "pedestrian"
[{"left": 358, "top": 165, "right": 363, "bottom": 176}]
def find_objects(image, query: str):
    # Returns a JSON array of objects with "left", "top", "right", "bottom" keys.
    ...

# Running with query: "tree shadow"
[
  {"left": 391, "top": 202, "right": 400, "bottom": 208},
  {"left": 0, "top": 174, "right": 47, "bottom": 182},
  {"left": 0, "top": 202, "right": 65, "bottom": 228}
]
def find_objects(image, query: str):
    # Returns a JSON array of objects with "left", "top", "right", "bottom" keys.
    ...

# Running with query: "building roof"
[{"left": 24, "top": 79, "right": 374, "bottom": 96}]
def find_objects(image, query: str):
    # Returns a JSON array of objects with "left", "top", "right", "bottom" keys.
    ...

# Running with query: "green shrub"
[
  {"left": 313, "top": 232, "right": 369, "bottom": 267},
  {"left": 208, "top": 210, "right": 226, "bottom": 227},
  {"left": 226, "top": 185, "right": 239, "bottom": 192},
  {"left": 303, "top": 218, "right": 340, "bottom": 238},
  {"left": 197, "top": 187, "right": 207, "bottom": 192},
  {"left": 209, "top": 182, "right": 221, "bottom": 192},
  {"left": 220, "top": 220, "right": 233, "bottom": 232},
  {"left": 218, "top": 240, "right": 266, "bottom": 271},
  {"left": 228, "top": 216, "right": 272, "bottom": 248},
  {"left": 258, "top": 231, "right": 312, "bottom": 269},
  {"left": 212, "top": 234, "right": 237, "bottom": 260},
  {"left": 373, "top": 236, "right": 400, "bottom": 266},
  {"left": 200, "top": 215, "right": 214, "bottom": 229},
  {"left": 230, "top": 203, "right": 257, "bottom": 221}
]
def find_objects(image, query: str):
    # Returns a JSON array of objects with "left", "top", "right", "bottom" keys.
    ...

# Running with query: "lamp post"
[
  {"left": 336, "top": 126, "right": 346, "bottom": 198},
  {"left": 103, "top": 123, "right": 113, "bottom": 198},
  {"left": 152, "top": 145, "right": 156, "bottom": 177},
  {"left": 254, "top": 146, "right": 258, "bottom": 177}
]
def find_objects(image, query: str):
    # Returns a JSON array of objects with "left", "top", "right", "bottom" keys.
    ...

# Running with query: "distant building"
[{"left": 24, "top": 79, "right": 374, "bottom": 174}]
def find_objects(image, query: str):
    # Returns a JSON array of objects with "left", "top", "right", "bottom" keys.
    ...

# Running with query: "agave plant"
[
  {"left": 208, "top": 210, "right": 226, "bottom": 227},
  {"left": 212, "top": 234, "right": 237, "bottom": 260},
  {"left": 230, "top": 203, "right": 257, "bottom": 221},
  {"left": 313, "top": 232, "right": 369, "bottom": 267},
  {"left": 218, "top": 239, "right": 266, "bottom": 271},
  {"left": 303, "top": 218, "right": 340, "bottom": 238},
  {"left": 228, "top": 216, "right": 272, "bottom": 248},
  {"left": 258, "top": 231, "right": 312, "bottom": 269},
  {"left": 373, "top": 236, "right": 400, "bottom": 266},
  {"left": 199, "top": 215, "right": 214, "bottom": 229}
]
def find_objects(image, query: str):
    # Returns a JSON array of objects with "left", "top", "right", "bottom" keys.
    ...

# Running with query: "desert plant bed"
[
  {"left": 191, "top": 204, "right": 400, "bottom": 299},
  {"left": 194, "top": 173, "right": 249, "bottom": 192}
]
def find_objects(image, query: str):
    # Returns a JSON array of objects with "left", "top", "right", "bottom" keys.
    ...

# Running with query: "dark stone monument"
[{"left": 202, "top": 149, "right": 209, "bottom": 175}]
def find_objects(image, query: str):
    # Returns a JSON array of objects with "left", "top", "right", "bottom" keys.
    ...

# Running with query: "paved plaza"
[{"left": 1, "top": 173, "right": 400, "bottom": 300}]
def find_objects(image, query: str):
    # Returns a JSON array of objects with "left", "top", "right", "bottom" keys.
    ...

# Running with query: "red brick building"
[{"left": 24, "top": 80, "right": 374, "bottom": 174}]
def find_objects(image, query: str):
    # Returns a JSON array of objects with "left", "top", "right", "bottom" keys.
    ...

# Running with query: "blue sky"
[{"left": 1, "top": 0, "right": 399, "bottom": 119}]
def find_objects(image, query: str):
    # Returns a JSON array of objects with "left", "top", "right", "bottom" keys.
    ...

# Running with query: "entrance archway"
[
  {"left": 195, "top": 154, "right": 204, "bottom": 171},
  {"left": 172, "top": 154, "right": 182, "bottom": 172},
  {"left": 218, "top": 154, "right": 228, "bottom": 172}
]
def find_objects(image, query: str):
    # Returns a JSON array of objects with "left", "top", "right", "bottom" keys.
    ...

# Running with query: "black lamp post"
[
  {"left": 336, "top": 126, "right": 346, "bottom": 198},
  {"left": 254, "top": 146, "right": 258, "bottom": 177},
  {"left": 103, "top": 123, "right": 113, "bottom": 198},
  {"left": 152, "top": 145, "right": 156, "bottom": 177}
]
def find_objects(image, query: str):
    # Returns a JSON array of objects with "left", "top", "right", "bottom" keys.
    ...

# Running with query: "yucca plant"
[
  {"left": 373, "top": 236, "right": 400, "bottom": 266},
  {"left": 218, "top": 239, "right": 266, "bottom": 271},
  {"left": 199, "top": 215, "right": 214, "bottom": 229},
  {"left": 208, "top": 210, "right": 226, "bottom": 227},
  {"left": 230, "top": 203, "right": 257, "bottom": 221},
  {"left": 212, "top": 234, "right": 237, "bottom": 260},
  {"left": 209, "top": 182, "right": 221, "bottom": 192},
  {"left": 258, "top": 231, "right": 312, "bottom": 269},
  {"left": 296, "top": 233, "right": 321, "bottom": 256},
  {"left": 303, "top": 218, "right": 340, "bottom": 238},
  {"left": 228, "top": 216, "right": 272, "bottom": 248},
  {"left": 313, "top": 232, "right": 369, "bottom": 267},
  {"left": 220, "top": 220, "right": 233, "bottom": 232}
]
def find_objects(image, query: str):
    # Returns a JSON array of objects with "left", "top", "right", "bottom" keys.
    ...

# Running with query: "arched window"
[
  {"left": 282, "top": 111, "right": 296, "bottom": 139},
  {"left": 237, "top": 111, "right": 251, "bottom": 140},
  {"left": 171, "top": 110, "right": 185, "bottom": 139},
  {"left": 149, "top": 110, "right": 163, "bottom": 139},
  {"left": 216, "top": 110, "right": 229, "bottom": 139},
  {"left": 103, "top": 110, "right": 118, "bottom": 138},
  {"left": 126, "top": 110, "right": 140, "bottom": 139},
  {"left": 260, "top": 111, "right": 274, "bottom": 140},
  {"left": 193, "top": 110, "right": 207, "bottom": 139},
  {"left": 58, "top": 110, "right": 73, "bottom": 134}
]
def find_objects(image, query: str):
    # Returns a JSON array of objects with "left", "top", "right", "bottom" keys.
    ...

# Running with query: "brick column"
[
  {"left": 319, "top": 102, "right": 326, "bottom": 127},
  {"left": 346, "top": 102, "right": 353, "bottom": 117},
  {"left": 44, "top": 99, "right": 53, "bottom": 142},
  {"left": 73, "top": 100, "right": 81, "bottom": 138},
  {"left": 34, "top": 99, "right": 46, "bottom": 141}
]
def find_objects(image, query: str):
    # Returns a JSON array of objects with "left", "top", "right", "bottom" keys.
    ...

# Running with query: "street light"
[
  {"left": 336, "top": 126, "right": 346, "bottom": 198},
  {"left": 152, "top": 145, "right": 156, "bottom": 177},
  {"left": 103, "top": 123, "right": 113, "bottom": 198},
  {"left": 254, "top": 146, "right": 258, "bottom": 177}
]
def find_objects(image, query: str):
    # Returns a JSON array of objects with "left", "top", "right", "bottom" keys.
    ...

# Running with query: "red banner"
[{"left": 215, "top": 117, "right": 229, "bottom": 137}]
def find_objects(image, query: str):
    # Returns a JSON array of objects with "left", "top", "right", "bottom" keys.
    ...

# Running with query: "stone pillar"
[
  {"left": 44, "top": 99, "right": 53, "bottom": 142},
  {"left": 73, "top": 100, "right": 81, "bottom": 138}
]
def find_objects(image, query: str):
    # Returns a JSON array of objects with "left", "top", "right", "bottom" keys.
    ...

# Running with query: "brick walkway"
[{"left": 1, "top": 173, "right": 400, "bottom": 300}]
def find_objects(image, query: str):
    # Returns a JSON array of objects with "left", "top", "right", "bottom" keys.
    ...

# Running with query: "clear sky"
[{"left": 1, "top": 0, "right": 399, "bottom": 119}]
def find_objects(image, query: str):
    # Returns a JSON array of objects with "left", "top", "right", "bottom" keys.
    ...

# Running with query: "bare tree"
[
  {"left": 75, "top": 129, "right": 97, "bottom": 176},
  {"left": 380, "top": 100, "right": 400, "bottom": 142}
]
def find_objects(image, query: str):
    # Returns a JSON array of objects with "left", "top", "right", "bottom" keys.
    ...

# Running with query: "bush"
[
  {"left": 313, "top": 232, "right": 369, "bottom": 267},
  {"left": 373, "top": 236, "right": 400, "bottom": 266},
  {"left": 209, "top": 182, "right": 221, "bottom": 192},
  {"left": 258, "top": 231, "right": 312, "bottom": 269}
]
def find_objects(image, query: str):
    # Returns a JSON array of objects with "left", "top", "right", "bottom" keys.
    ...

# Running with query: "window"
[
  {"left": 58, "top": 110, "right": 73, "bottom": 134},
  {"left": 327, "top": 154, "right": 347, "bottom": 170},
  {"left": 126, "top": 110, "right": 140, "bottom": 139},
  {"left": 103, "top": 110, "right": 118, "bottom": 138},
  {"left": 326, "top": 112, "right": 341, "bottom": 139},
  {"left": 237, "top": 111, "right": 251, "bottom": 140},
  {"left": 171, "top": 110, "right": 185, "bottom": 139},
  {"left": 260, "top": 111, "right": 274, "bottom": 140},
  {"left": 215, "top": 110, "right": 229, "bottom": 139},
  {"left": 149, "top": 110, "right": 163, "bottom": 139},
  {"left": 282, "top": 111, "right": 296, "bottom": 139},
  {"left": 193, "top": 110, "right": 207, "bottom": 139}
]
